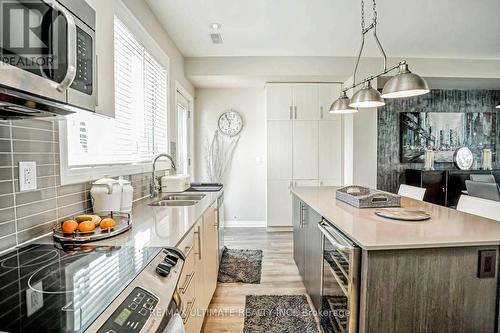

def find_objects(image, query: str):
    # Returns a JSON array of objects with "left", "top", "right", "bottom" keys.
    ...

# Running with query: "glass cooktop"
[{"left": 0, "top": 243, "right": 161, "bottom": 333}]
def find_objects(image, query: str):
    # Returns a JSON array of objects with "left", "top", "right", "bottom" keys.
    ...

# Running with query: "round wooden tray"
[
  {"left": 53, "top": 213, "right": 132, "bottom": 243},
  {"left": 375, "top": 208, "right": 431, "bottom": 221}
]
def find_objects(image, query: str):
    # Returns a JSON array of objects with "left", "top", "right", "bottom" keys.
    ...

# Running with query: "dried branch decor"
[{"left": 205, "top": 129, "right": 240, "bottom": 182}]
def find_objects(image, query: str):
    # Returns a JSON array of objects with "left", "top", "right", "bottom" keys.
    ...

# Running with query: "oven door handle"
[
  {"left": 44, "top": 0, "right": 77, "bottom": 92},
  {"left": 317, "top": 221, "right": 354, "bottom": 252}
]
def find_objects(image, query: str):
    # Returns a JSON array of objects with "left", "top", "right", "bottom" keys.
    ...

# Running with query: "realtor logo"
[{"left": 0, "top": 0, "right": 59, "bottom": 69}]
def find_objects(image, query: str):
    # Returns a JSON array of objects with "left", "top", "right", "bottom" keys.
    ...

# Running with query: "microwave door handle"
[
  {"left": 317, "top": 221, "right": 353, "bottom": 252},
  {"left": 45, "top": 0, "right": 77, "bottom": 92}
]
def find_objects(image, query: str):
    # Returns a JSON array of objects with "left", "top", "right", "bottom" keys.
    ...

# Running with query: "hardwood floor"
[{"left": 201, "top": 228, "right": 314, "bottom": 333}]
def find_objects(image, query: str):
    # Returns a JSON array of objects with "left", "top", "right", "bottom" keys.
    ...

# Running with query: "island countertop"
[{"left": 291, "top": 186, "right": 500, "bottom": 250}]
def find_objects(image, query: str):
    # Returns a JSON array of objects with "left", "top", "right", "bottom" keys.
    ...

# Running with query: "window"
[{"left": 64, "top": 17, "right": 168, "bottom": 168}]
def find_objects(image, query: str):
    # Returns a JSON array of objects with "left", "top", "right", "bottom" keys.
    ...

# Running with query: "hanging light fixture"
[
  {"left": 329, "top": 0, "right": 429, "bottom": 111},
  {"left": 350, "top": 80, "right": 385, "bottom": 108},
  {"left": 496, "top": 103, "right": 500, "bottom": 109},
  {"left": 329, "top": 88, "right": 358, "bottom": 114}
]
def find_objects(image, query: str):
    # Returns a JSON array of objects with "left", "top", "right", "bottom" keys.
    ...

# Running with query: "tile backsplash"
[{"left": 0, "top": 118, "right": 156, "bottom": 253}]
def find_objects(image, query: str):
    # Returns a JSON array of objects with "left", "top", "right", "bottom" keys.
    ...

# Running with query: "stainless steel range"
[{"left": 0, "top": 243, "right": 185, "bottom": 332}]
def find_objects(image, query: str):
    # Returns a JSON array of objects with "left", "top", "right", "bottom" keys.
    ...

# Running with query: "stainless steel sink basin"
[
  {"left": 149, "top": 200, "right": 198, "bottom": 207},
  {"left": 161, "top": 194, "right": 206, "bottom": 201}
]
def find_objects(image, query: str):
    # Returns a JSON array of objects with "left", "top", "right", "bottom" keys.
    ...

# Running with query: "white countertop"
[
  {"left": 36, "top": 190, "right": 222, "bottom": 249},
  {"left": 292, "top": 186, "right": 500, "bottom": 250}
]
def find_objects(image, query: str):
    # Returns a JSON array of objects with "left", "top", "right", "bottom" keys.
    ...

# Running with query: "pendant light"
[
  {"left": 329, "top": 0, "right": 429, "bottom": 112},
  {"left": 329, "top": 90, "right": 358, "bottom": 114},
  {"left": 381, "top": 61, "right": 430, "bottom": 98},
  {"left": 349, "top": 81, "right": 385, "bottom": 108},
  {"left": 496, "top": 103, "right": 500, "bottom": 109}
]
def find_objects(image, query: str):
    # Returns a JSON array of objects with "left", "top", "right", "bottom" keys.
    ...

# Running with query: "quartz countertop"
[
  {"left": 36, "top": 190, "right": 222, "bottom": 249},
  {"left": 292, "top": 186, "right": 500, "bottom": 250}
]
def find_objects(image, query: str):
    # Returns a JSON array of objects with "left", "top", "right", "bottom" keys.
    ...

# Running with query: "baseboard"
[
  {"left": 224, "top": 220, "right": 267, "bottom": 228},
  {"left": 266, "top": 226, "right": 293, "bottom": 232}
]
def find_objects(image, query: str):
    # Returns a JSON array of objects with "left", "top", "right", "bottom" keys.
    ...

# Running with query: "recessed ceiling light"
[{"left": 210, "top": 23, "right": 221, "bottom": 30}]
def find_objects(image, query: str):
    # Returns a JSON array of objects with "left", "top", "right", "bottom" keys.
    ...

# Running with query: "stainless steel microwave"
[{"left": 0, "top": 0, "right": 96, "bottom": 118}]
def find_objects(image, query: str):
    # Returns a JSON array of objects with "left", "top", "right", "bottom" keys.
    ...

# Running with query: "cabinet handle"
[
  {"left": 320, "top": 106, "right": 323, "bottom": 119},
  {"left": 301, "top": 205, "right": 308, "bottom": 227},
  {"left": 214, "top": 208, "right": 219, "bottom": 227},
  {"left": 179, "top": 271, "right": 195, "bottom": 294},
  {"left": 294, "top": 106, "right": 297, "bottom": 119},
  {"left": 299, "top": 202, "right": 303, "bottom": 228},
  {"left": 194, "top": 226, "right": 202, "bottom": 260},
  {"left": 289, "top": 106, "right": 293, "bottom": 119},
  {"left": 95, "top": 54, "right": 99, "bottom": 106},
  {"left": 182, "top": 297, "right": 196, "bottom": 323},
  {"left": 184, "top": 244, "right": 193, "bottom": 258}
]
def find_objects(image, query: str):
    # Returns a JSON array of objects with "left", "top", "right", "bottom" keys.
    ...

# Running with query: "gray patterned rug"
[
  {"left": 217, "top": 246, "right": 263, "bottom": 283},
  {"left": 244, "top": 295, "right": 319, "bottom": 333}
]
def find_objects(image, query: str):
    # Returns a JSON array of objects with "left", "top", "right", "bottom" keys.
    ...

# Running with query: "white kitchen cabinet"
[
  {"left": 267, "top": 180, "right": 293, "bottom": 227},
  {"left": 319, "top": 120, "right": 343, "bottom": 186},
  {"left": 86, "top": 0, "right": 115, "bottom": 118},
  {"left": 318, "top": 83, "right": 342, "bottom": 121},
  {"left": 293, "top": 121, "right": 319, "bottom": 180},
  {"left": 293, "top": 84, "right": 319, "bottom": 120},
  {"left": 267, "top": 121, "right": 293, "bottom": 180},
  {"left": 266, "top": 84, "right": 293, "bottom": 120}
]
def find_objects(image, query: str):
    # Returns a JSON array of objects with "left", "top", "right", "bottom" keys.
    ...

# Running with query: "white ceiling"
[{"left": 146, "top": 0, "right": 500, "bottom": 59}]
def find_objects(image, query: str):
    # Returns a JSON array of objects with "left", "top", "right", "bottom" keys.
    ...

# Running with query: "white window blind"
[{"left": 65, "top": 17, "right": 168, "bottom": 167}]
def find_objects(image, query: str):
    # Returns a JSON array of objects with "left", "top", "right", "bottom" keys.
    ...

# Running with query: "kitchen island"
[{"left": 291, "top": 186, "right": 500, "bottom": 333}]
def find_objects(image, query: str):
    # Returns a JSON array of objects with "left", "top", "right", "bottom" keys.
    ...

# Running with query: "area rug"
[
  {"left": 217, "top": 246, "right": 263, "bottom": 283},
  {"left": 243, "top": 295, "right": 319, "bottom": 333}
]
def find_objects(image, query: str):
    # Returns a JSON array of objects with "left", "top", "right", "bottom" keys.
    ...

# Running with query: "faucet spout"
[{"left": 150, "top": 153, "right": 177, "bottom": 198}]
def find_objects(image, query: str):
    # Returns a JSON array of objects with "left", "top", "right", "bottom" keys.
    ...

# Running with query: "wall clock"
[{"left": 218, "top": 110, "right": 244, "bottom": 137}]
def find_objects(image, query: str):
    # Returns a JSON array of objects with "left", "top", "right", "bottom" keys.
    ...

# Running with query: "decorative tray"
[
  {"left": 336, "top": 186, "right": 401, "bottom": 208},
  {"left": 375, "top": 208, "right": 431, "bottom": 221},
  {"left": 53, "top": 213, "right": 132, "bottom": 243}
]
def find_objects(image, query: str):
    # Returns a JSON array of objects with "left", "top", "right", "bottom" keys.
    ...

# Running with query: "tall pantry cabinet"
[{"left": 266, "top": 83, "right": 344, "bottom": 227}]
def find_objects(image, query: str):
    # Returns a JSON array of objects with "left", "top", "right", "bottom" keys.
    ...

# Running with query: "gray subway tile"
[
  {"left": 13, "top": 164, "right": 56, "bottom": 179},
  {"left": 58, "top": 192, "right": 87, "bottom": 207},
  {"left": 17, "top": 221, "right": 54, "bottom": 244},
  {"left": 16, "top": 198, "right": 56, "bottom": 219},
  {"left": 0, "top": 208, "right": 15, "bottom": 223},
  {"left": 57, "top": 183, "right": 85, "bottom": 196},
  {"left": 0, "top": 126, "right": 10, "bottom": 139},
  {"left": 0, "top": 221, "right": 16, "bottom": 238},
  {"left": 57, "top": 201, "right": 86, "bottom": 219},
  {"left": 0, "top": 154, "right": 12, "bottom": 167},
  {"left": 13, "top": 154, "right": 54, "bottom": 165},
  {"left": 14, "top": 176, "right": 56, "bottom": 192},
  {"left": 0, "top": 181, "right": 13, "bottom": 195},
  {"left": 13, "top": 141, "right": 54, "bottom": 153},
  {"left": 0, "top": 140, "right": 11, "bottom": 153},
  {"left": 15, "top": 188, "right": 56, "bottom": 206},
  {"left": 17, "top": 209, "right": 56, "bottom": 231},
  {"left": 11, "top": 127, "right": 53, "bottom": 141},
  {"left": 0, "top": 195, "right": 14, "bottom": 209},
  {"left": 0, "top": 167, "right": 13, "bottom": 181},
  {"left": 10, "top": 119, "right": 53, "bottom": 131},
  {"left": 0, "top": 234, "right": 17, "bottom": 253}
]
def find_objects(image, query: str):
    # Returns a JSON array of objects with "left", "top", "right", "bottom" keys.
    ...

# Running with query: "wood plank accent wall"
[{"left": 377, "top": 89, "right": 500, "bottom": 193}]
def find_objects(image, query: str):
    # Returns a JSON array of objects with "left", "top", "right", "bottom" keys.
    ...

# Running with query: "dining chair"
[
  {"left": 398, "top": 184, "right": 426, "bottom": 201},
  {"left": 465, "top": 180, "right": 500, "bottom": 202},
  {"left": 457, "top": 195, "right": 500, "bottom": 221},
  {"left": 470, "top": 174, "right": 496, "bottom": 183}
]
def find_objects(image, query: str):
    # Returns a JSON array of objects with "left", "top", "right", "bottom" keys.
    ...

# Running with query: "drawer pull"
[
  {"left": 182, "top": 297, "right": 196, "bottom": 323},
  {"left": 184, "top": 244, "right": 194, "bottom": 258},
  {"left": 179, "top": 271, "right": 195, "bottom": 294}
]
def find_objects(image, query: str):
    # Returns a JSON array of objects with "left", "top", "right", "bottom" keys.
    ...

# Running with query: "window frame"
[{"left": 59, "top": 1, "right": 171, "bottom": 185}]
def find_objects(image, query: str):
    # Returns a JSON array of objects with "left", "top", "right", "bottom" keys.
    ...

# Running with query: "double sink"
[{"left": 149, "top": 193, "right": 206, "bottom": 207}]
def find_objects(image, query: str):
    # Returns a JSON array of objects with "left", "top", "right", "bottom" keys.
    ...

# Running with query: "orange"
[
  {"left": 62, "top": 220, "right": 78, "bottom": 234},
  {"left": 78, "top": 220, "right": 95, "bottom": 233},
  {"left": 100, "top": 218, "right": 116, "bottom": 230}
]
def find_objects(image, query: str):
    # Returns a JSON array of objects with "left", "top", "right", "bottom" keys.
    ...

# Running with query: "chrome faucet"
[{"left": 151, "top": 153, "right": 177, "bottom": 198}]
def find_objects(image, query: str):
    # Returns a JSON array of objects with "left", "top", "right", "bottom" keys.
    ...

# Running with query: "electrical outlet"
[{"left": 19, "top": 161, "right": 37, "bottom": 192}]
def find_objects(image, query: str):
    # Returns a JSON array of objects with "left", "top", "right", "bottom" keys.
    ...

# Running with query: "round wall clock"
[
  {"left": 218, "top": 110, "right": 244, "bottom": 137},
  {"left": 453, "top": 147, "right": 474, "bottom": 170}
]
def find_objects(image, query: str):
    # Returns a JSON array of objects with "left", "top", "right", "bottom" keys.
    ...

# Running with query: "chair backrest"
[
  {"left": 470, "top": 174, "right": 496, "bottom": 183},
  {"left": 465, "top": 180, "right": 500, "bottom": 202},
  {"left": 398, "top": 184, "right": 426, "bottom": 201},
  {"left": 457, "top": 195, "right": 500, "bottom": 221}
]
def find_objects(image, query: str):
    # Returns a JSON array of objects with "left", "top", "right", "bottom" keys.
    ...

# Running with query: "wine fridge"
[{"left": 318, "top": 219, "right": 360, "bottom": 333}]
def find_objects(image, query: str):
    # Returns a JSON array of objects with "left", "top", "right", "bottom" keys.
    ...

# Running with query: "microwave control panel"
[{"left": 71, "top": 27, "right": 93, "bottom": 95}]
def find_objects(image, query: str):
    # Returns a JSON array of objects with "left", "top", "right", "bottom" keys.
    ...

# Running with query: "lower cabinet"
[
  {"left": 181, "top": 201, "right": 219, "bottom": 333},
  {"left": 292, "top": 195, "right": 323, "bottom": 311}
]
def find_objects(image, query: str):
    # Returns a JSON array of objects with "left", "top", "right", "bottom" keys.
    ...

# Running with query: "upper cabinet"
[
  {"left": 292, "top": 84, "right": 319, "bottom": 120},
  {"left": 86, "top": 0, "right": 115, "bottom": 118},
  {"left": 318, "top": 83, "right": 341, "bottom": 121},
  {"left": 266, "top": 84, "right": 293, "bottom": 120}
]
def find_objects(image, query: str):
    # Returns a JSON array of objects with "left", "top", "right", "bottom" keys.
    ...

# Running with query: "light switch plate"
[{"left": 19, "top": 161, "right": 37, "bottom": 192}]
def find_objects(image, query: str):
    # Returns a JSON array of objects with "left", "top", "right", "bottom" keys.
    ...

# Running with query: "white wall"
[{"left": 194, "top": 88, "right": 266, "bottom": 226}]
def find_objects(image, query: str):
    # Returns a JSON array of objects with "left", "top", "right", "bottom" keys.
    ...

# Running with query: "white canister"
[
  {"left": 117, "top": 176, "right": 134, "bottom": 213},
  {"left": 90, "top": 176, "right": 121, "bottom": 216}
]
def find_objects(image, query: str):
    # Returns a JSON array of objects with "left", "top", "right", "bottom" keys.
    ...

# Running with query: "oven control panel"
[{"left": 97, "top": 287, "right": 159, "bottom": 333}]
